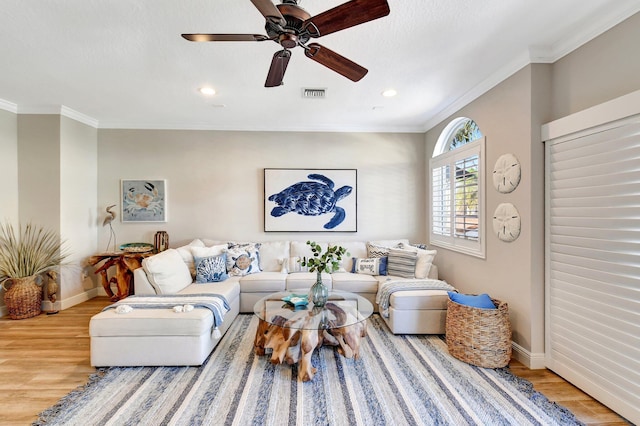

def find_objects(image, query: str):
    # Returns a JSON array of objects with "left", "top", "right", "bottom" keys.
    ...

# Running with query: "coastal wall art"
[
  {"left": 121, "top": 179, "right": 167, "bottom": 223},
  {"left": 264, "top": 169, "right": 357, "bottom": 232}
]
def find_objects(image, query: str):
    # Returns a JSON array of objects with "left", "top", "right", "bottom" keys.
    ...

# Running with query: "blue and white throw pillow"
[
  {"left": 225, "top": 243, "right": 262, "bottom": 276},
  {"left": 194, "top": 253, "right": 228, "bottom": 283},
  {"left": 351, "top": 257, "right": 388, "bottom": 275},
  {"left": 387, "top": 248, "right": 418, "bottom": 278}
]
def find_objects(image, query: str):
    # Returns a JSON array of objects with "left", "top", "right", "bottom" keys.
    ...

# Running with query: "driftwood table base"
[
  {"left": 254, "top": 302, "right": 368, "bottom": 382},
  {"left": 88, "top": 252, "right": 153, "bottom": 301}
]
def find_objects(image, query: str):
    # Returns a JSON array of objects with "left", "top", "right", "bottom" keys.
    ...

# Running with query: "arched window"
[
  {"left": 430, "top": 118, "right": 485, "bottom": 258},
  {"left": 433, "top": 117, "right": 483, "bottom": 156}
]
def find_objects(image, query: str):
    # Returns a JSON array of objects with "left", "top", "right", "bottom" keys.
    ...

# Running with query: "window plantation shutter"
[
  {"left": 544, "top": 108, "right": 640, "bottom": 423},
  {"left": 429, "top": 138, "right": 485, "bottom": 258}
]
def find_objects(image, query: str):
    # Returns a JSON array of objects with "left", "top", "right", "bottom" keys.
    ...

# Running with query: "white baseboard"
[
  {"left": 60, "top": 288, "right": 100, "bottom": 310},
  {"left": 512, "top": 341, "right": 546, "bottom": 369}
]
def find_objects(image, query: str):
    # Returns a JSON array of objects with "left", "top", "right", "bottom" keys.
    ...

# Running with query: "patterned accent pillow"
[
  {"left": 366, "top": 243, "right": 391, "bottom": 258},
  {"left": 225, "top": 243, "right": 262, "bottom": 276},
  {"left": 411, "top": 243, "right": 428, "bottom": 250},
  {"left": 194, "top": 253, "right": 228, "bottom": 283},
  {"left": 387, "top": 248, "right": 418, "bottom": 278},
  {"left": 351, "top": 257, "right": 388, "bottom": 276}
]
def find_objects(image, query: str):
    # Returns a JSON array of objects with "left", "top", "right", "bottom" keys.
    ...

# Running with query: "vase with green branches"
[
  {"left": 301, "top": 241, "right": 348, "bottom": 307},
  {"left": 0, "top": 223, "right": 68, "bottom": 319}
]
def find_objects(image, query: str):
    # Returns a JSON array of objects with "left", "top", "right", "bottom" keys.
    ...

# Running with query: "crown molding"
[
  {"left": 97, "top": 121, "right": 425, "bottom": 134},
  {"left": 60, "top": 106, "right": 99, "bottom": 128},
  {"left": 0, "top": 98, "right": 18, "bottom": 114},
  {"left": 422, "top": 50, "right": 531, "bottom": 132},
  {"left": 14, "top": 105, "right": 98, "bottom": 128}
]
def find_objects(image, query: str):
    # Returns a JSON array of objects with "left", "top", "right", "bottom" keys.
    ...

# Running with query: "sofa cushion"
[
  {"left": 175, "top": 239, "right": 205, "bottom": 277},
  {"left": 191, "top": 244, "right": 227, "bottom": 258},
  {"left": 142, "top": 249, "right": 192, "bottom": 294},
  {"left": 258, "top": 241, "right": 290, "bottom": 272},
  {"left": 286, "top": 272, "right": 333, "bottom": 291},
  {"left": 238, "top": 272, "right": 286, "bottom": 293},
  {"left": 387, "top": 248, "right": 418, "bottom": 279},
  {"left": 331, "top": 272, "right": 377, "bottom": 293},
  {"left": 368, "top": 239, "right": 410, "bottom": 248},
  {"left": 389, "top": 289, "right": 449, "bottom": 310},
  {"left": 398, "top": 243, "right": 437, "bottom": 279},
  {"left": 179, "top": 278, "right": 240, "bottom": 302},
  {"left": 225, "top": 243, "right": 262, "bottom": 276},
  {"left": 290, "top": 241, "right": 328, "bottom": 260},
  {"left": 194, "top": 253, "right": 228, "bottom": 283},
  {"left": 90, "top": 307, "right": 214, "bottom": 337},
  {"left": 351, "top": 257, "right": 388, "bottom": 276},
  {"left": 366, "top": 242, "right": 391, "bottom": 258}
]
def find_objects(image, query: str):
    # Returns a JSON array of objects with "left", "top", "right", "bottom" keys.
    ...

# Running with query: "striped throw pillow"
[{"left": 387, "top": 248, "right": 417, "bottom": 278}]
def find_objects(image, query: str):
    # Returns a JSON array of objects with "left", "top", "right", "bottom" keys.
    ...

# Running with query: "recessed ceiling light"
[
  {"left": 382, "top": 89, "right": 397, "bottom": 97},
  {"left": 199, "top": 87, "right": 216, "bottom": 96}
]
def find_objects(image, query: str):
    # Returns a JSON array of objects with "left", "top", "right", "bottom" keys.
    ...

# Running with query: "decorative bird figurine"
[
  {"left": 103, "top": 204, "right": 116, "bottom": 226},
  {"left": 103, "top": 204, "right": 117, "bottom": 252}
]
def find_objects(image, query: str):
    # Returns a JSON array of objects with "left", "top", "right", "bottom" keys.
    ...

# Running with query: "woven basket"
[
  {"left": 2, "top": 276, "right": 42, "bottom": 320},
  {"left": 445, "top": 298, "right": 512, "bottom": 368}
]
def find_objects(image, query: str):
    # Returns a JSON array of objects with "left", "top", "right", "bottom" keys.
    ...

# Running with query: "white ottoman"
[
  {"left": 90, "top": 298, "right": 239, "bottom": 367},
  {"left": 381, "top": 289, "right": 450, "bottom": 334}
]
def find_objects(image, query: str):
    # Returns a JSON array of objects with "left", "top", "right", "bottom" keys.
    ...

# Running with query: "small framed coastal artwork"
[
  {"left": 264, "top": 169, "right": 357, "bottom": 232},
  {"left": 121, "top": 179, "right": 167, "bottom": 223}
]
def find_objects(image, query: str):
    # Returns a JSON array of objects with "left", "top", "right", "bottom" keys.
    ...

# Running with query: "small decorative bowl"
[
  {"left": 282, "top": 294, "right": 309, "bottom": 308},
  {"left": 120, "top": 242, "right": 154, "bottom": 253}
]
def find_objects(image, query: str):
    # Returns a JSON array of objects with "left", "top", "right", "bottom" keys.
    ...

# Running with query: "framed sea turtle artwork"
[
  {"left": 264, "top": 169, "right": 357, "bottom": 232},
  {"left": 121, "top": 179, "right": 167, "bottom": 223}
]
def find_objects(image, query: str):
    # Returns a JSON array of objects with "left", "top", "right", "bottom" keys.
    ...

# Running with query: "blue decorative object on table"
[{"left": 282, "top": 294, "right": 309, "bottom": 308}]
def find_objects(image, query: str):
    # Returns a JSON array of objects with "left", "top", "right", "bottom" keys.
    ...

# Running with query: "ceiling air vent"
[{"left": 302, "top": 88, "right": 326, "bottom": 99}]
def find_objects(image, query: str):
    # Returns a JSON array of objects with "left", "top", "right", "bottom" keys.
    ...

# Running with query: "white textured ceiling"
[{"left": 1, "top": 0, "right": 639, "bottom": 132}]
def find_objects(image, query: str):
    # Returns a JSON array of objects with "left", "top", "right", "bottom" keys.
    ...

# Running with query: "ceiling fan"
[{"left": 182, "top": 0, "right": 390, "bottom": 87}]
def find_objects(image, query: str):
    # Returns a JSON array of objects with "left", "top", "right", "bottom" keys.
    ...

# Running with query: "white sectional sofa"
[{"left": 89, "top": 238, "right": 453, "bottom": 367}]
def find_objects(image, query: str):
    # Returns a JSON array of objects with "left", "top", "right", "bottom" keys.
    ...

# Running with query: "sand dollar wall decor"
[
  {"left": 492, "top": 202, "right": 521, "bottom": 242},
  {"left": 492, "top": 153, "right": 521, "bottom": 193}
]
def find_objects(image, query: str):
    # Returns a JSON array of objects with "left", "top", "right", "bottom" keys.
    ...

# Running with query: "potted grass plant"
[{"left": 0, "top": 223, "right": 68, "bottom": 319}]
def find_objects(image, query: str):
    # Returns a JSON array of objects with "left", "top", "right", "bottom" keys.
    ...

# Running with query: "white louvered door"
[{"left": 544, "top": 97, "right": 640, "bottom": 424}]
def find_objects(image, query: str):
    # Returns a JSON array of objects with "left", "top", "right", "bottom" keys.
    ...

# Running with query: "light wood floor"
[{"left": 0, "top": 297, "right": 630, "bottom": 425}]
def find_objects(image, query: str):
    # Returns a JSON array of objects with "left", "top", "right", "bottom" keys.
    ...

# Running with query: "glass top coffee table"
[{"left": 253, "top": 290, "right": 373, "bottom": 382}]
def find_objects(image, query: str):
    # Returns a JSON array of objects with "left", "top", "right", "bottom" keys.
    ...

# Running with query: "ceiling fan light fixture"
[
  {"left": 382, "top": 89, "right": 397, "bottom": 97},
  {"left": 199, "top": 87, "right": 216, "bottom": 96}
]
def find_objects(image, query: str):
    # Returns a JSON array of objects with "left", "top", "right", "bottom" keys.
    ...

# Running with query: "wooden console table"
[{"left": 88, "top": 252, "right": 154, "bottom": 301}]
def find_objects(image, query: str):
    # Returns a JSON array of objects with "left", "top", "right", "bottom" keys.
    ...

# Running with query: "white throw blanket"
[
  {"left": 376, "top": 278, "right": 455, "bottom": 318},
  {"left": 103, "top": 293, "right": 230, "bottom": 338}
]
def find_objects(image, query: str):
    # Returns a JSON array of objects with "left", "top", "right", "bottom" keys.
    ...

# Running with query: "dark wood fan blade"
[
  {"left": 304, "top": 43, "right": 367, "bottom": 82},
  {"left": 265, "top": 50, "right": 292, "bottom": 87},
  {"left": 181, "top": 34, "right": 269, "bottom": 42},
  {"left": 250, "top": 0, "right": 286, "bottom": 26},
  {"left": 303, "top": 0, "right": 390, "bottom": 38}
]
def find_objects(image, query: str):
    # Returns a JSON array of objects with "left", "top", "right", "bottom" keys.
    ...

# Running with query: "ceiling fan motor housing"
[{"left": 265, "top": 3, "right": 311, "bottom": 47}]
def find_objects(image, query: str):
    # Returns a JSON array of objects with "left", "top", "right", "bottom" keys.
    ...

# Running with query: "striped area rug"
[{"left": 35, "top": 315, "right": 583, "bottom": 426}]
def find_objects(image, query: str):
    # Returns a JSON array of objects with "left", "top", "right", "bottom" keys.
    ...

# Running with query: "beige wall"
[
  {"left": 98, "top": 130, "right": 426, "bottom": 248},
  {"left": 425, "top": 11, "right": 640, "bottom": 366},
  {"left": 12, "top": 114, "right": 99, "bottom": 311},
  {"left": 426, "top": 66, "right": 547, "bottom": 363},
  {"left": 551, "top": 12, "right": 640, "bottom": 119},
  {"left": 0, "top": 109, "right": 18, "bottom": 222},
  {"left": 60, "top": 116, "right": 99, "bottom": 305}
]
